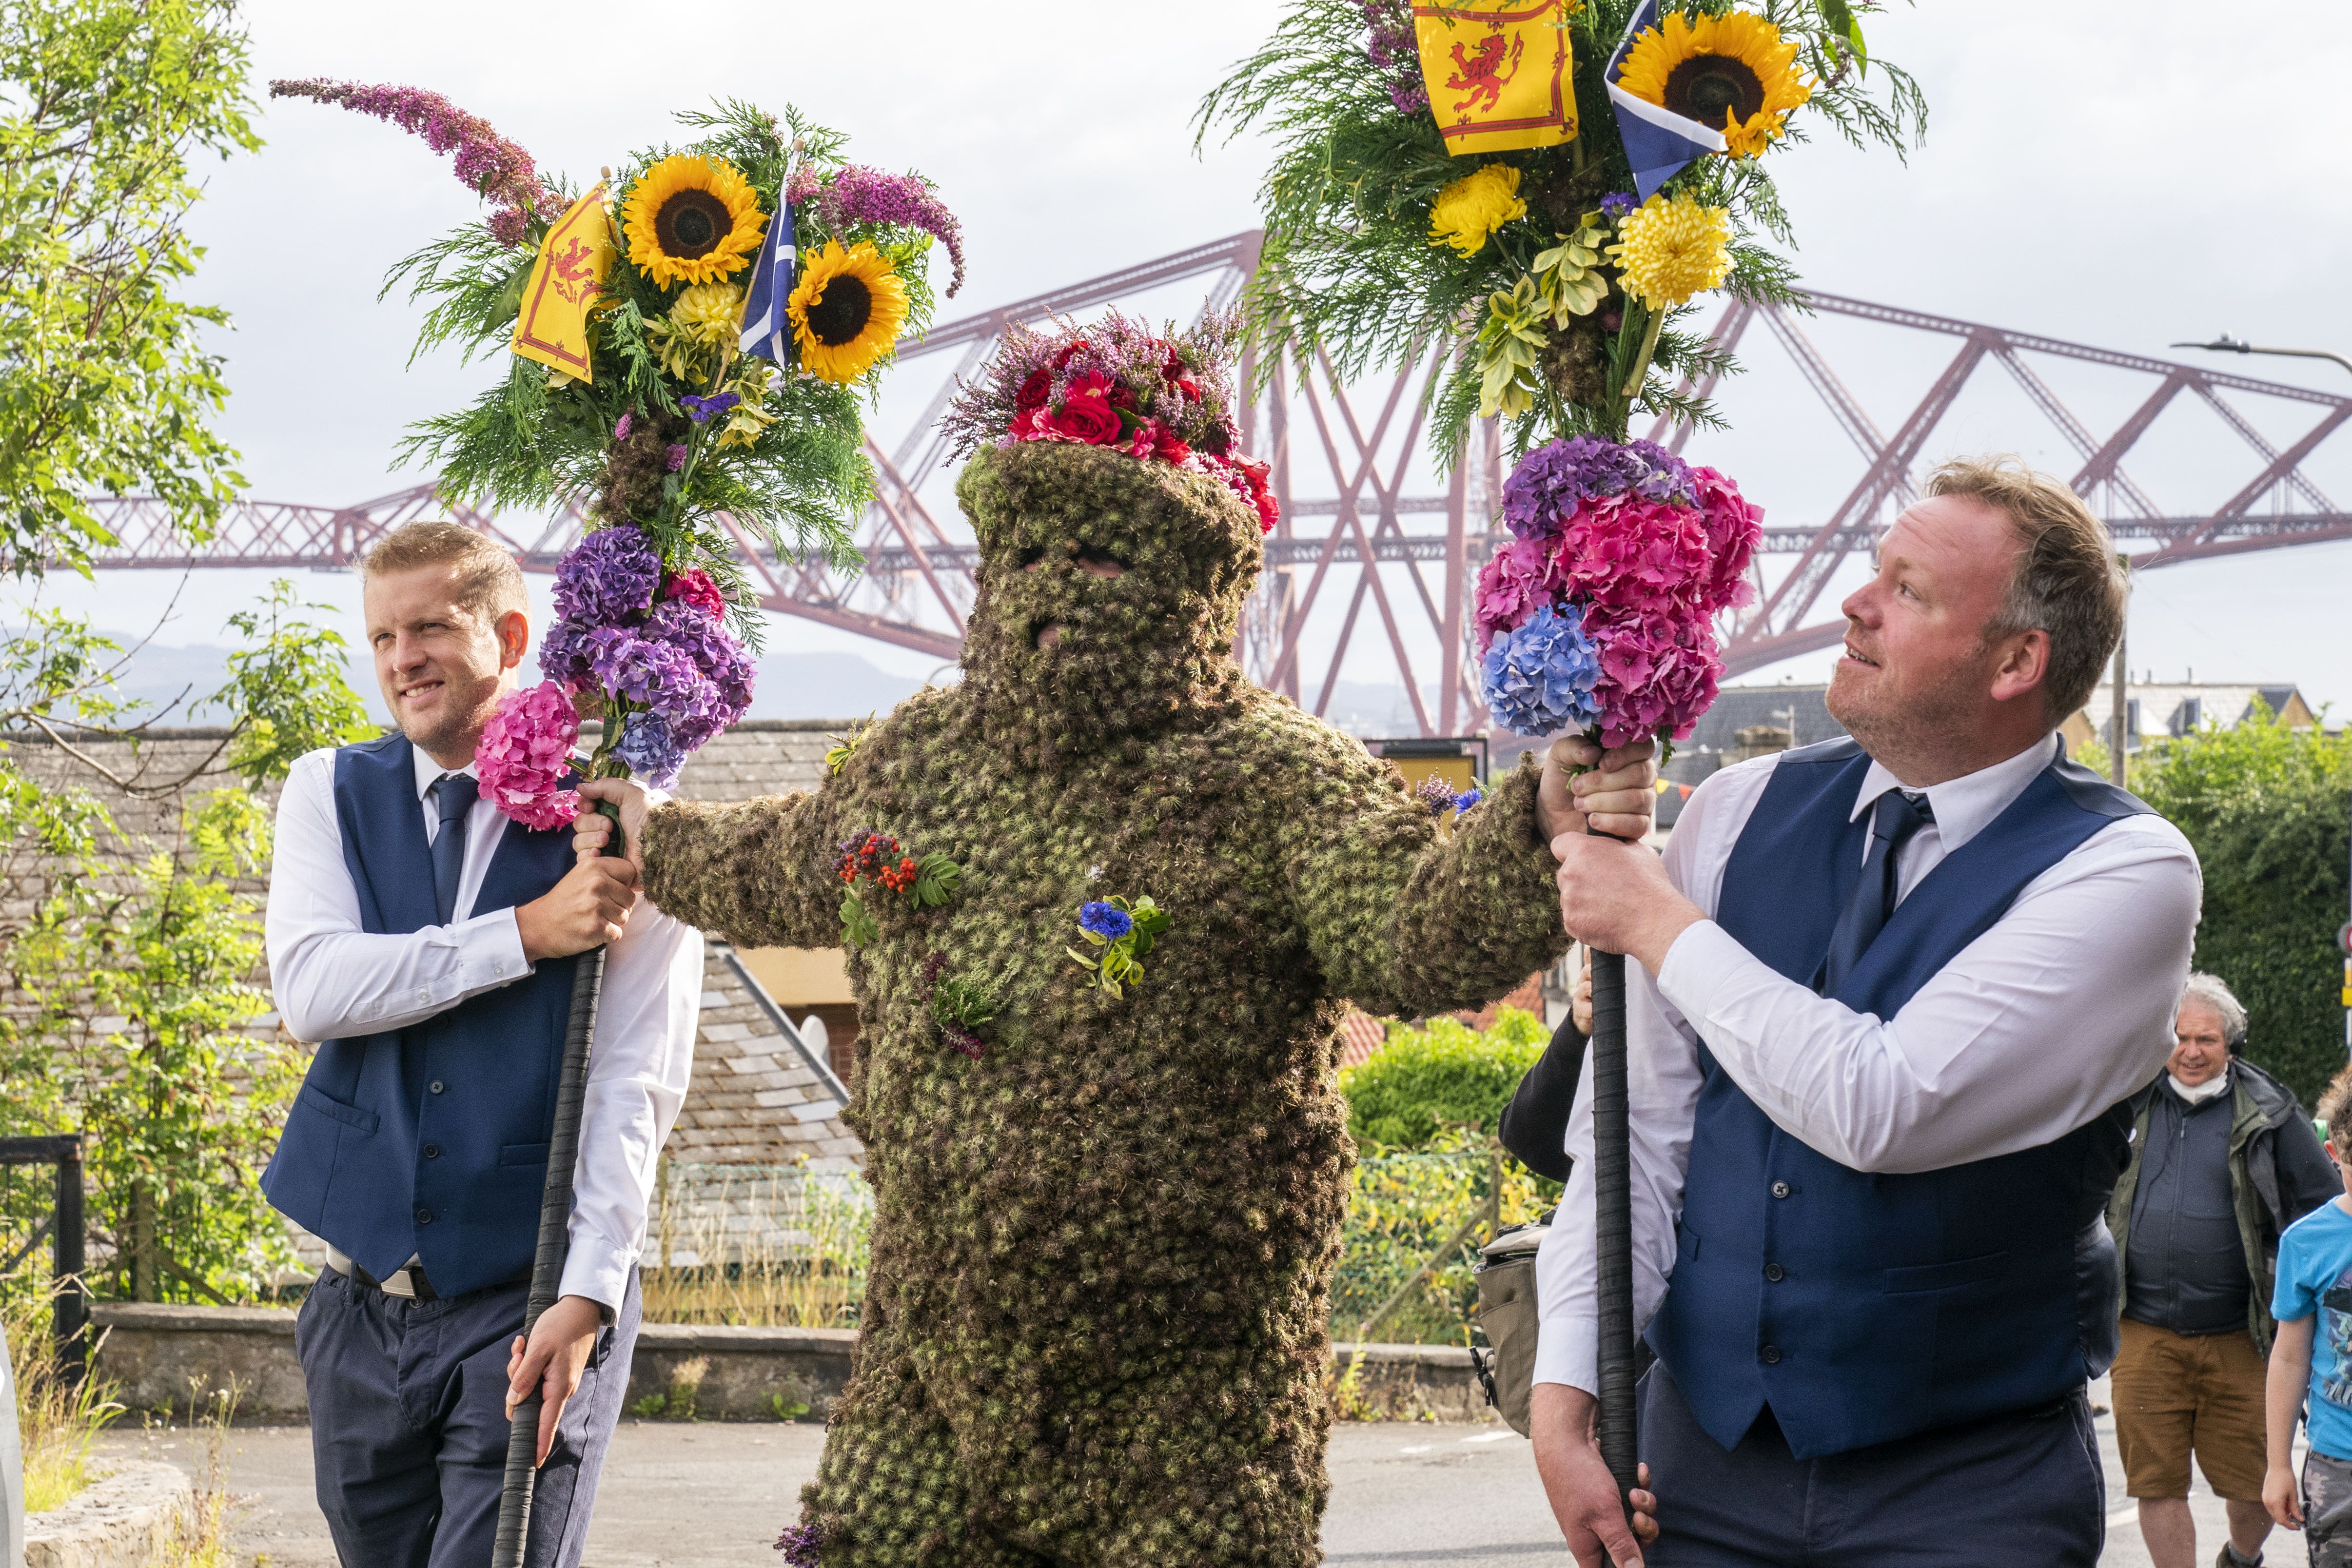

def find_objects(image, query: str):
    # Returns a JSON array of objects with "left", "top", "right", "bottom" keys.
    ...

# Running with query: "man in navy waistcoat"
[
  {"left": 260, "top": 522, "right": 703, "bottom": 1567},
  {"left": 1529, "top": 457, "right": 2202, "bottom": 1566}
]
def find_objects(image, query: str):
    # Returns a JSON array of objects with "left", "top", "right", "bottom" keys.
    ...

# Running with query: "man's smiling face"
[
  {"left": 363, "top": 563, "right": 526, "bottom": 767},
  {"left": 1826, "top": 492, "right": 2023, "bottom": 759}
]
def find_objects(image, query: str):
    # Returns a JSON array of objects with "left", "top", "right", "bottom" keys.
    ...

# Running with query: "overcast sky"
[{"left": 13, "top": 0, "right": 2350, "bottom": 723}]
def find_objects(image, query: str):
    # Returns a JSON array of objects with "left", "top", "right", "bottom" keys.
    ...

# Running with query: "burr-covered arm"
[{"left": 1287, "top": 741, "right": 1569, "bottom": 1020}]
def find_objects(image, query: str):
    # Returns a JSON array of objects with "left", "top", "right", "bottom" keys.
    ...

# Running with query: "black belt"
[{"left": 339, "top": 1260, "right": 534, "bottom": 1301}]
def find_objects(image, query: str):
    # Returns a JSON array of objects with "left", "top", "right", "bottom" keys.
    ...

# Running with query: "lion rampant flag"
[
  {"left": 1413, "top": 0, "right": 1577, "bottom": 157},
  {"left": 510, "top": 183, "right": 615, "bottom": 384}
]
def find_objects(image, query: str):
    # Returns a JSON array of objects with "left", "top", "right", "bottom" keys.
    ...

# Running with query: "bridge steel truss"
[{"left": 81, "top": 231, "right": 2352, "bottom": 733}]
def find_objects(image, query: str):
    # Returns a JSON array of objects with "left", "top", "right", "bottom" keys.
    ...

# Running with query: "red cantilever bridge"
[{"left": 83, "top": 231, "right": 2352, "bottom": 739}]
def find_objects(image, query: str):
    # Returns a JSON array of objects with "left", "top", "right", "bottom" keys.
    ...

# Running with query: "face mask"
[{"left": 2169, "top": 1068, "right": 2231, "bottom": 1103}]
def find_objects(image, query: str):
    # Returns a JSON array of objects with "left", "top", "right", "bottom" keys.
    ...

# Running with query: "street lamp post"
[{"left": 2172, "top": 333, "right": 2352, "bottom": 1061}]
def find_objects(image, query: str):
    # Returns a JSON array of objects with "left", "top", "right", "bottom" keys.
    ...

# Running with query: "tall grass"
[
  {"left": 151, "top": 1380, "right": 243, "bottom": 1568},
  {"left": 3, "top": 1288, "right": 121, "bottom": 1515},
  {"left": 640, "top": 1161, "right": 871, "bottom": 1329}
]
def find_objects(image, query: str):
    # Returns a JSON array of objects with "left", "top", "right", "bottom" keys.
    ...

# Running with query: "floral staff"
[
  {"left": 1203, "top": 0, "right": 1924, "bottom": 1515},
  {"left": 273, "top": 79, "right": 960, "bottom": 1566}
]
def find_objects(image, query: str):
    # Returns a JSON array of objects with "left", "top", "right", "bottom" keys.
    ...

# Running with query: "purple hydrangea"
[
  {"left": 816, "top": 165, "right": 967, "bottom": 297},
  {"left": 616, "top": 709, "right": 688, "bottom": 789},
  {"left": 1502, "top": 436, "right": 1695, "bottom": 541},
  {"left": 552, "top": 525, "right": 662, "bottom": 627},
  {"left": 1481, "top": 603, "right": 1603, "bottom": 737},
  {"left": 579, "top": 627, "right": 727, "bottom": 750},
  {"left": 645, "top": 600, "right": 756, "bottom": 726},
  {"left": 1078, "top": 901, "right": 1134, "bottom": 941}
]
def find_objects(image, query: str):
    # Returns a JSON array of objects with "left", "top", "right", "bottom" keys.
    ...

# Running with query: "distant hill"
[{"left": 745, "top": 648, "right": 929, "bottom": 721}]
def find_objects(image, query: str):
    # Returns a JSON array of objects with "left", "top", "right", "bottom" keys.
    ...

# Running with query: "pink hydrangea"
[
  {"left": 475, "top": 681, "right": 582, "bottom": 830},
  {"left": 664, "top": 567, "right": 727, "bottom": 622},
  {"left": 1586, "top": 602, "right": 1721, "bottom": 748},
  {"left": 1556, "top": 493, "right": 1711, "bottom": 619},
  {"left": 1472, "top": 536, "right": 1568, "bottom": 655},
  {"left": 1687, "top": 466, "right": 1763, "bottom": 613}
]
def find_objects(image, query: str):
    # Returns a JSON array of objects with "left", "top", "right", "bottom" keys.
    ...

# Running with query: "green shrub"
[
  {"left": 2135, "top": 706, "right": 2351, "bottom": 1108},
  {"left": 1337, "top": 1005, "right": 1549, "bottom": 1150}
]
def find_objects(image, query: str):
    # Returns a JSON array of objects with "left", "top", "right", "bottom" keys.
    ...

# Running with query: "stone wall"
[{"left": 86, "top": 1303, "right": 1494, "bottom": 1426}]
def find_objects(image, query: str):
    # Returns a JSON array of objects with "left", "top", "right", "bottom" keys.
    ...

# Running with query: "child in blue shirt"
[{"left": 2267, "top": 1066, "right": 2352, "bottom": 1565}]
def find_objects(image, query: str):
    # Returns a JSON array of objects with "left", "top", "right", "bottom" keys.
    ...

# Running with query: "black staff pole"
[
  {"left": 491, "top": 803, "right": 619, "bottom": 1568},
  {"left": 1588, "top": 798, "right": 1639, "bottom": 1512},
  {"left": 1588, "top": 944, "right": 1638, "bottom": 1505}
]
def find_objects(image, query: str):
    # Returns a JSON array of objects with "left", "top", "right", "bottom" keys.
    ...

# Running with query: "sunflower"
[
  {"left": 622, "top": 154, "right": 765, "bottom": 289},
  {"left": 788, "top": 241, "right": 908, "bottom": 385},
  {"left": 1615, "top": 10, "right": 1813, "bottom": 159}
]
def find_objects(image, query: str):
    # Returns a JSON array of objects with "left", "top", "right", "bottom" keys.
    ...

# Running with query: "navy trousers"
[
  {"left": 1640, "top": 1357, "right": 2105, "bottom": 1566},
  {"left": 294, "top": 1266, "right": 641, "bottom": 1568}
]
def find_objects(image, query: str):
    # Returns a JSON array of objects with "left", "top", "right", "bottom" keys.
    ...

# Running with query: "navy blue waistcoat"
[
  {"left": 259, "top": 733, "right": 580, "bottom": 1296},
  {"left": 1648, "top": 736, "right": 2148, "bottom": 1459}
]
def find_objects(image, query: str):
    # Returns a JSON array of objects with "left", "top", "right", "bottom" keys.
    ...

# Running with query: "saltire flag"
[
  {"left": 1411, "top": 0, "right": 1577, "bottom": 158},
  {"left": 510, "top": 183, "right": 615, "bottom": 384},
  {"left": 1606, "top": 0, "right": 1729, "bottom": 201},
  {"left": 740, "top": 196, "right": 798, "bottom": 364}
]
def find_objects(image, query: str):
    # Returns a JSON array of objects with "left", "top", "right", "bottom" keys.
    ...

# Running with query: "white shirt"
[
  {"left": 1532, "top": 733, "right": 2201, "bottom": 1396},
  {"left": 265, "top": 741, "right": 704, "bottom": 1311}
]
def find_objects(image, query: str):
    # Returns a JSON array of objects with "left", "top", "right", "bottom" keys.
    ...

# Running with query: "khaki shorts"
[{"left": 2110, "top": 1316, "right": 2268, "bottom": 1501}]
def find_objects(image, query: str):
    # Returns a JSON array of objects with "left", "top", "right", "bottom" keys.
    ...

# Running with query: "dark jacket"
[
  {"left": 2107, "top": 1056, "right": 2337, "bottom": 1355},
  {"left": 1499, "top": 1012, "right": 1585, "bottom": 1182}
]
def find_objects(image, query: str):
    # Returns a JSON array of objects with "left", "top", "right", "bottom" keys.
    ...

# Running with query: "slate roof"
[{"left": 1657, "top": 684, "right": 1847, "bottom": 828}]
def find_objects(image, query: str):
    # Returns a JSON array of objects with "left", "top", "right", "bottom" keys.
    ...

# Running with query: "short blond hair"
[
  {"left": 360, "top": 521, "right": 527, "bottom": 620},
  {"left": 1925, "top": 456, "right": 2124, "bottom": 722}
]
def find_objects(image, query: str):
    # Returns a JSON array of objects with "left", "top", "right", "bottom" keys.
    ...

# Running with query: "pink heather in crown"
[{"left": 476, "top": 680, "right": 583, "bottom": 830}]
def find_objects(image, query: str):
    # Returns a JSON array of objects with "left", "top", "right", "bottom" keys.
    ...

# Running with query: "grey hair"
[{"left": 2177, "top": 972, "right": 2248, "bottom": 1050}]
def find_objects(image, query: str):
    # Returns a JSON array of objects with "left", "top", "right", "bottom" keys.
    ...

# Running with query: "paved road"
[{"left": 99, "top": 1380, "right": 2310, "bottom": 1566}]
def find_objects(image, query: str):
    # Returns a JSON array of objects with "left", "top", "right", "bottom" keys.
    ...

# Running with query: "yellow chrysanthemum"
[
  {"left": 1428, "top": 164, "right": 1527, "bottom": 257},
  {"left": 622, "top": 154, "right": 765, "bottom": 289},
  {"left": 787, "top": 241, "right": 908, "bottom": 386},
  {"left": 1615, "top": 10, "right": 1814, "bottom": 159},
  {"left": 670, "top": 282, "right": 745, "bottom": 349},
  {"left": 1608, "top": 192, "right": 1732, "bottom": 310}
]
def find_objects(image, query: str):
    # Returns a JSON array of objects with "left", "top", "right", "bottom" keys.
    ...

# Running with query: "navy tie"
[
  {"left": 1818, "top": 789, "right": 1934, "bottom": 996},
  {"left": 430, "top": 773, "right": 479, "bottom": 926}
]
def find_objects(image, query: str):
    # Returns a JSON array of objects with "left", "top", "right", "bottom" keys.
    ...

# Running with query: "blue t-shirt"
[{"left": 2273, "top": 1198, "right": 2352, "bottom": 1461}]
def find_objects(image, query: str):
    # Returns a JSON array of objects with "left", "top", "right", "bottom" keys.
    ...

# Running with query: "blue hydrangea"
[
  {"left": 616, "top": 709, "right": 687, "bottom": 789},
  {"left": 1079, "top": 900, "right": 1134, "bottom": 940},
  {"left": 1481, "top": 603, "right": 1602, "bottom": 737}
]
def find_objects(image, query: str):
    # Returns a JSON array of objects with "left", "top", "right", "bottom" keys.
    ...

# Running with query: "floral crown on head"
[{"left": 942, "top": 310, "right": 1278, "bottom": 534}]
